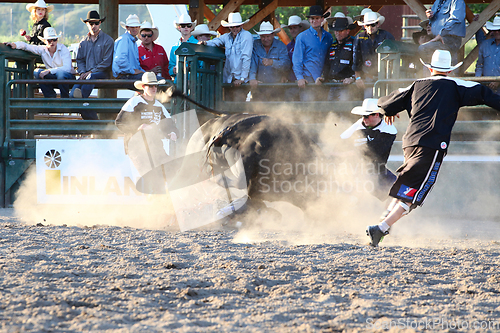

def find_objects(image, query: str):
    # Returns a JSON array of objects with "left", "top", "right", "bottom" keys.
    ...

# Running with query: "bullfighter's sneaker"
[{"left": 366, "top": 225, "right": 389, "bottom": 247}]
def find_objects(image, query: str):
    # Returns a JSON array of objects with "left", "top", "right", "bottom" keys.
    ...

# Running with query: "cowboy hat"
[
  {"left": 412, "top": 29, "right": 427, "bottom": 44},
  {"left": 39, "top": 27, "right": 60, "bottom": 41},
  {"left": 282, "top": 15, "right": 302, "bottom": 28},
  {"left": 351, "top": 98, "right": 384, "bottom": 116},
  {"left": 26, "top": 0, "right": 54, "bottom": 13},
  {"left": 139, "top": 21, "right": 159, "bottom": 41},
  {"left": 254, "top": 21, "right": 280, "bottom": 35},
  {"left": 327, "top": 12, "right": 354, "bottom": 25},
  {"left": 307, "top": 5, "right": 330, "bottom": 18},
  {"left": 221, "top": 12, "right": 249, "bottom": 27},
  {"left": 420, "top": 50, "right": 463, "bottom": 72},
  {"left": 355, "top": 8, "right": 385, "bottom": 26},
  {"left": 357, "top": 11, "right": 384, "bottom": 26},
  {"left": 173, "top": 14, "right": 197, "bottom": 29},
  {"left": 120, "top": 14, "right": 142, "bottom": 29},
  {"left": 191, "top": 24, "right": 217, "bottom": 37},
  {"left": 134, "top": 72, "right": 166, "bottom": 90},
  {"left": 486, "top": 16, "right": 500, "bottom": 31},
  {"left": 81, "top": 10, "right": 105, "bottom": 23},
  {"left": 329, "top": 17, "right": 357, "bottom": 31}
]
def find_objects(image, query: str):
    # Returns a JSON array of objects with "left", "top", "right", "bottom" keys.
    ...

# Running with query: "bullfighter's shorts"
[{"left": 389, "top": 146, "right": 446, "bottom": 207}]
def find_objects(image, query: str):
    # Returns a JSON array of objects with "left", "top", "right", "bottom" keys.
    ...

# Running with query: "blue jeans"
[
  {"left": 70, "top": 72, "right": 109, "bottom": 120},
  {"left": 35, "top": 69, "right": 75, "bottom": 98}
]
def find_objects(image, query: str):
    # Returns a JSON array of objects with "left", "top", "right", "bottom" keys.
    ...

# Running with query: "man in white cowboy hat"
[
  {"left": 116, "top": 72, "right": 178, "bottom": 155},
  {"left": 317, "top": 17, "right": 358, "bottom": 101},
  {"left": 418, "top": 0, "right": 465, "bottom": 67},
  {"left": 138, "top": 22, "right": 171, "bottom": 81},
  {"left": 339, "top": 98, "right": 397, "bottom": 201},
  {"left": 353, "top": 11, "right": 394, "bottom": 98},
  {"left": 192, "top": 24, "right": 217, "bottom": 42},
  {"left": 205, "top": 12, "right": 253, "bottom": 90},
  {"left": 282, "top": 15, "right": 309, "bottom": 82},
  {"left": 5, "top": 27, "right": 75, "bottom": 98},
  {"left": 475, "top": 17, "right": 500, "bottom": 94},
  {"left": 248, "top": 21, "right": 290, "bottom": 100},
  {"left": 113, "top": 14, "right": 145, "bottom": 79},
  {"left": 23, "top": 0, "right": 53, "bottom": 46},
  {"left": 366, "top": 49, "right": 500, "bottom": 247},
  {"left": 292, "top": 5, "right": 333, "bottom": 101},
  {"left": 169, "top": 14, "right": 198, "bottom": 81},
  {"left": 70, "top": 10, "right": 114, "bottom": 118}
]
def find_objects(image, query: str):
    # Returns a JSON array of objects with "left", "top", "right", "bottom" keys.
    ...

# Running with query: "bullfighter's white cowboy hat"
[
  {"left": 351, "top": 98, "right": 384, "bottom": 116},
  {"left": 221, "top": 12, "right": 249, "bottom": 27},
  {"left": 26, "top": 0, "right": 54, "bottom": 13},
  {"left": 134, "top": 72, "right": 166, "bottom": 90},
  {"left": 420, "top": 50, "right": 463, "bottom": 72}
]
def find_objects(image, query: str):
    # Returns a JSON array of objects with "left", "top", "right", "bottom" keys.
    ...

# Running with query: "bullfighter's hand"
[{"left": 384, "top": 114, "right": 399, "bottom": 125}]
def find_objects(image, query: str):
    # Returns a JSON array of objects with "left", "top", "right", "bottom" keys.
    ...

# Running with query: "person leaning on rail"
[
  {"left": 138, "top": 22, "right": 171, "bottom": 81},
  {"left": 113, "top": 14, "right": 145, "bottom": 80},
  {"left": 475, "top": 17, "right": 500, "bottom": 95}
]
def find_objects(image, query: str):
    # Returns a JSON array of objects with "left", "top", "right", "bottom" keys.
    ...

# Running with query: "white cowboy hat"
[
  {"left": 221, "top": 12, "right": 249, "bottom": 27},
  {"left": 355, "top": 9, "right": 385, "bottom": 26},
  {"left": 134, "top": 72, "right": 166, "bottom": 90},
  {"left": 39, "top": 27, "right": 60, "bottom": 41},
  {"left": 327, "top": 12, "right": 354, "bottom": 26},
  {"left": 26, "top": 0, "right": 54, "bottom": 13},
  {"left": 173, "top": 14, "right": 197, "bottom": 28},
  {"left": 120, "top": 14, "right": 142, "bottom": 29},
  {"left": 139, "top": 21, "right": 159, "bottom": 41},
  {"left": 191, "top": 24, "right": 217, "bottom": 37},
  {"left": 358, "top": 11, "right": 385, "bottom": 26},
  {"left": 254, "top": 21, "right": 280, "bottom": 35},
  {"left": 282, "top": 15, "right": 301, "bottom": 28},
  {"left": 351, "top": 98, "right": 384, "bottom": 116},
  {"left": 420, "top": 50, "right": 463, "bottom": 72},
  {"left": 486, "top": 16, "right": 500, "bottom": 31}
]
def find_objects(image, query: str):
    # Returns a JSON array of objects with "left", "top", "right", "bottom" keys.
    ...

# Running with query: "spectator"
[
  {"left": 113, "top": 14, "right": 144, "bottom": 80},
  {"left": 22, "top": 0, "right": 52, "bottom": 46},
  {"left": 5, "top": 27, "right": 75, "bottom": 98},
  {"left": 419, "top": 19, "right": 433, "bottom": 37},
  {"left": 169, "top": 14, "right": 198, "bottom": 81},
  {"left": 354, "top": 8, "right": 385, "bottom": 26},
  {"left": 475, "top": 17, "right": 500, "bottom": 94},
  {"left": 70, "top": 10, "right": 114, "bottom": 119},
  {"left": 318, "top": 17, "right": 358, "bottom": 101},
  {"left": 418, "top": 0, "right": 466, "bottom": 65},
  {"left": 192, "top": 24, "right": 217, "bottom": 42},
  {"left": 138, "top": 22, "right": 171, "bottom": 81},
  {"left": 353, "top": 11, "right": 394, "bottom": 98},
  {"left": 412, "top": 30, "right": 431, "bottom": 45},
  {"left": 330, "top": 11, "right": 355, "bottom": 25},
  {"left": 282, "top": 15, "right": 309, "bottom": 83},
  {"left": 249, "top": 21, "right": 290, "bottom": 101},
  {"left": 115, "top": 72, "right": 178, "bottom": 155},
  {"left": 292, "top": 5, "right": 333, "bottom": 101}
]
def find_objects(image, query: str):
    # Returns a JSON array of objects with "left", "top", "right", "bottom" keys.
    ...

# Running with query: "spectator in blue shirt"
[
  {"left": 282, "top": 15, "right": 309, "bottom": 83},
  {"left": 292, "top": 5, "right": 333, "bottom": 101},
  {"left": 418, "top": 0, "right": 466, "bottom": 66},
  {"left": 249, "top": 21, "right": 291, "bottom": 101},
  {"left": 475, "top": 17, "right": 500, "bottom": 94},
  {"left": 169, "top": 14, "right": 198, "bottom": 81},
  {"left": 113, "top": 14, "right": 145, "bottom": 80}
]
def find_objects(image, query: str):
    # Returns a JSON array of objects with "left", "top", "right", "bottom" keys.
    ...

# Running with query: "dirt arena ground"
[{"left": 1, "top": 207, "right": 499, "bottom": 332}]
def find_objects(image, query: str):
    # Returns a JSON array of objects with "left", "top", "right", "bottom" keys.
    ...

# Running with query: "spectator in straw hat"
[
  {"left": 169, "top": 14, "right": 198, "bottom": 80},
  {"left": 367, "top": 49, "right": 500, "bottom": 247},
  {"left": 205, "top": 12, "right": 253, "bottom": 88},
  {"left": 282, "top": 15, "right": 309, "bottom": 83},
  {"left": 70, "top": 10, "right": 114, "bottom": 119},
  {"left": 249, "top": 21, "right": 290, "bottom": 101},
  {"left": 292, "top": 5, "right": 333, "bottom": 101},
  {"left": 192, "top": 24, "right": 217, "bottom": 42},
  {"left": 353, "top": 11, "right": 394, "bottom": 98},
  {"left": 22, "top": 0, "right": 53, "bottom": 45},
  {"left": 113, "top": 14, "right": 145, "bottom": 79},
  {"left": 138, "top": 22, "right": 171, "bottom": 81},
  {"left": 317, "top": 17, "right": 358, "bottom": 101},
  {"left": 5, "top": 27, "right": 76, "bottom": 98},
  {"left": 116, "top": 72, "right": 178, "bottom": 155},
  {"left": 475, "top": 17, "right": 500, "bottom": 94}
]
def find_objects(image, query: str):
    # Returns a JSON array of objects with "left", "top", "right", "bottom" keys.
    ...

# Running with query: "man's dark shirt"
[{"left": 323, "top": 36, "right": 355, "bottom": 81}]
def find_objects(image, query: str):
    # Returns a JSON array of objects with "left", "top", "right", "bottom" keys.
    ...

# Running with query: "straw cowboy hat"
[
  {"left": 26, "top": 0, "right": 54, "bottom": 13},
  {"left": 81, "top": 10, "right": 105, "bottom": 23},
  {"left": 191, "top": 24, "right": 217, "bottom": 37},
  {"left": 355, "top": 8, "right": 385, "bottom": 26},
  {"left": 173, "top": 14, "right": 197, "bottom": 28},
  {"left": 351, "top": 98, "right": 384, "bottom": 116},
  {"left": 221, "top": 12, "right": 249, "bottom": 27},
  {"left": 486, "top": 16, "right": 500, "bottom": 31},
  {"left": 307, "top": 5, "right": 330, "bottom": 18},
  {"left": 39, "top": 27, "right": 60, "bottom": 41},
  {"left": 139, "top": 21, "right": 159, "bottom": 41},
  {"left": 357, "top": 11, "right": 385, "bottom": 26},
  {"left": 326, "top": 12, "right": 354, "bottom": 26},
  {"left": 420, "top": 50, "right": 463, "bottom": 72},
  {"left": 254, "top": 21, "right": 280, "bottom": 35},
  {"left": 120, "top": 14, "right": 142, "bottom": 29},
  {"left": 134, "top": 72, "right": 166, "bottom": 90}
]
